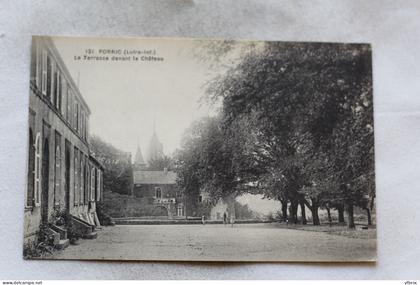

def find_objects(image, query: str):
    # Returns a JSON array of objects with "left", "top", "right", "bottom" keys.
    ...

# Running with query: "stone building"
[
  {"left": 133, "top": 168, "right": 184, "bottom": 217},
  {"left": 25, "top": 36, "right": 104, "bottom": 246},
  {"left": 132, "top": 132, "right": 184, "bottom": 218},
  {"left": 197, "top": 190, "right": 236, "bottom": 221}
]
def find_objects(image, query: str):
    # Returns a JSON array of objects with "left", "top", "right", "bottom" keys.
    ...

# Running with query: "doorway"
[
  {"left": 41, "top": 138, "right": 50, "bottom": 224},
  {"left": 64, "top": 141, "right": 71, "bottom": 214}
]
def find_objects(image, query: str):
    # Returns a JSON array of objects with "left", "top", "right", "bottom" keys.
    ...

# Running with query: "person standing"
[
  {"left": 201, "top": 215, "right": 205, "bottom": 225},
  {"left": 223, "top": 212, "right": 227, "bottom": 226}
]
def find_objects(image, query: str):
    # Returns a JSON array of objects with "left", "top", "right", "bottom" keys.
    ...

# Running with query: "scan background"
[{"left": 1, "top": 0, "right": 420, "bottom": 279}]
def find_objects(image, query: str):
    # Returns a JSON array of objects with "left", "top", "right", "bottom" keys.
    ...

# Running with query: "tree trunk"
[
  {"left": 326, "top": 207, "right": 332, "bottom": 226},
  {"left": 366, "top": 207, "right": 372, "bottom": 226},
  {"left": 299, "top": 200, "right": 307, "bottom": 225},
  {"left": 347, "top": 203, "right": 355, "bottom": 229},
  {"left": 311, "top": 199, "right": 320, "bottom": 226},
  {"left": 337, "top": 204, "right": 345, "bottom": 223},
  {"left": 292, "top": 201, "right": 299, "bottom": 224},
  {"left": 281, "top": 200, "right": 288, "bottom": 222},
  {"left": 369, "top": 195, "right": 375, "bottom": 211},
  {"left": 289, "top": 200, "right": 299, "bottom": 224}
]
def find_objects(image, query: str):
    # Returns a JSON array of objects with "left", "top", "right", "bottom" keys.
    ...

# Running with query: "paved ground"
[{"left": 52, "top": 223, "right": 376, "bottom": 262}]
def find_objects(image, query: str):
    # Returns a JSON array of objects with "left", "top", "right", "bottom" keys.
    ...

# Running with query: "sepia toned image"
[{"left": 23, "top": 36, "right": 376, "bottom": 262}]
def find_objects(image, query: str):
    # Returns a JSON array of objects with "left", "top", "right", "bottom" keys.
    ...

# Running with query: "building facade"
[
  {"left": 132, "top": 169, "right": 185, "bottom": 218},
  {"left": 25, "top": 36, "right": 103, "bottom": 244},
  {"left": 197, "top": 190, "right": 236, "bottom": 221}
]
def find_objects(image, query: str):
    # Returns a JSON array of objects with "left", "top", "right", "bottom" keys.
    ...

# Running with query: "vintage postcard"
[{"left": 23, "top": 36, "right": 376, "bottom": 262}]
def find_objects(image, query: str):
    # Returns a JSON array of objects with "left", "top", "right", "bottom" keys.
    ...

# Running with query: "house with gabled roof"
[{"left": 133, "top": 168, "right": 184, "bottom": 218}]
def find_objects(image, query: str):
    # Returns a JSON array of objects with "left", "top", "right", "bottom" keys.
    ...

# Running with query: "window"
[
  {"left": 66, "top": 88, "right": 72, "bottom": 123},
  {"left": 74, "top": 147, "right": 79, "bottom": 205},
  {"left": 75, "top": 101, "right": 79, "bottom": 131},
  {"left": 53, "top": 65, "right": 58, "bottom": 108},
  {"left": 46, "top": 55, "right": 52, "bottom": 101},
  {"left": 84, "top": 115, "right": 87, "bottom": 139},
  {"left": 53, "top": 68, "right": 62, "bottom": 112},
  {"left": 80, "top": 153, "right": 84, "bottom": 204},
  {"left": 60, "top": 77, "right": 66, "bottom": 116},
  {"left": 34, "top": 132, "right": 41, "bottom": 206},
  {"left": 84, "top": 162, "right": 89, "bottom": 203},
  {"left": 155, "top": 187, "right": 162, "bottom": 199},
  {"left": 30, "top": 41, "right": 37, "bottom": 84},
  {"left": 86, "top": 117, "right": 89, "bottom": 139},
  {"left": 96, "top": 169, "right": 101, "bottom": 201},
  {"left": 198, "top": 195, "right": 203, "bottom": 203},
  {"left": 90, "top": 167, "right": 96, "bottom": 201},
  {"left": 177, "top": 204, "right": 184, "bottom": 216},
  {"left": 54, "top": 132, "right": 62, "bottom": 206},
  {"left": 27, "top": 128, "right": 35, "bottom": 207},
  {"left": 41, "top": 50, "right": 47, "bottom": 95},
  {"left": 81, "top": 110, "right": 85, "bottom": 139}
]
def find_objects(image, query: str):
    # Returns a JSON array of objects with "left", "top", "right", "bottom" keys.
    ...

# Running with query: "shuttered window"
[
  {"left": 74, "top": 148, "right": 79, "bottom": 205},
  {"left": 34, "top": 132, "right": 41, "bottom": 206},
  {"left": 90, "top": 167, "right": 96, "bottom": 201},
  {"left": 54, "top": 132, "right": 61, "bottom": 206},
  {"left": 41, "top": 51, "right": 47, "bottom": 95}
]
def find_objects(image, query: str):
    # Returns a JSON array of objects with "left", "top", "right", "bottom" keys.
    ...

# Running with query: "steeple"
[
  {"left": 134, "top": 143, "right": 146, "bottom": 170},
  {"left": 146, "top": 132, "right": 164, "bottom": 164},
  {"left": 146, "top": 116, "right": 164, "bottom": 164}
]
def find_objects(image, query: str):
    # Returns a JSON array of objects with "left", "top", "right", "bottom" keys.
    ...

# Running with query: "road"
[{"left": 52, "top": 223, "right": 376, "bottom": 262}]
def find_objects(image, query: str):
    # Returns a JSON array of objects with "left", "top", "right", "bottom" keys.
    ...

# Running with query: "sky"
[
  {"left": 52, "top": 36, "right": 279, "bottom": 214},
  {"left": 53, "top": 36, "right": 227, "bottom": 158}
]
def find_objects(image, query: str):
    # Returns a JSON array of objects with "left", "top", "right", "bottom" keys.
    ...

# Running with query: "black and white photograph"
[{"left": 23, "top": 35, "right": 375, "bottom": 262}]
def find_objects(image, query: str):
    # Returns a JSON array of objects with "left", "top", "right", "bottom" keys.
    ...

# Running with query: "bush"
[
  {"left": 23, "top": 224, "right": 56, "bottom": 259},
  {"left": 96, "top": 202, "right": 115, "bottom": 226}
]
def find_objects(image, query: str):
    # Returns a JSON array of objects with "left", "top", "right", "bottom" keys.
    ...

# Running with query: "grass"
[{"left": 272, "top": 211, "right": 376, "bottom": 240}]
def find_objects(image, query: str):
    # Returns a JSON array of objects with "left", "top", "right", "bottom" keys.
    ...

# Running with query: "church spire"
[
  {"left": 134, "top": 141, "right": 146, "bottom": 170},
  {"left": 146, "top": 115, "right": 164, "bottom": 164}
]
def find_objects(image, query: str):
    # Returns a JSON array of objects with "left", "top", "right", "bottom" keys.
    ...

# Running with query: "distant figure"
[
  {"left": 223, "top": 212, "right": 227, "bottom": 226},
  {"left": 201, "top": 215, "right": 205, "bottom": 226},
  {"left": 230, "top": 215, "right": 235, "bottom": 227}
]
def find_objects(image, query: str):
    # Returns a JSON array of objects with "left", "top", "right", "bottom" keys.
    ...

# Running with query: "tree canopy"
[{"left": 175, "top": 41, "right": 374, "bottom": 228}]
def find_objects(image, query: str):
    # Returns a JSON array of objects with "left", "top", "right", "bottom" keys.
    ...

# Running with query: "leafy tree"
[
  {"left": 205, "top": 41, "right": 374, "bottom": 228},
  {"left": 147, "top": 155, "right": 173, "bottom": 171},
  {"left": 174, "top": 116, "right": 242, "bottom": 217},
  {"left": 90, "top": 135, "right": 133, "bottom": 196}
]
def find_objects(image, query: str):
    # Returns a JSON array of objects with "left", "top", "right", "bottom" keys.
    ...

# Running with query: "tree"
[
  {"left": 175, "top": 117, "right": 239, "bottom": 202},
  {"left": 90, "top": 135, "right": 133, "bottom": 196},
  {"left": 147, "top": 155, "right": 173, "bottom": 171},
  {"left": 205, "top": 41, "right": 374, "bottom": 228}
]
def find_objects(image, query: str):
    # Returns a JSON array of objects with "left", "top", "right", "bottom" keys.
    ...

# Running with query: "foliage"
[
  {"left": 234, "top": 201, "right": 259, "bottom": 220},
  {"left": 185, "top": 41, "right": 375, "bottom": 228},
  {"left": 147, "top": 155, "right": 174, "bottom": 171},
  {"left": 174, "top": 116, "right": 239, "bottom": 202},
  {"left": 23, "top": 224, "right": 56, "bottom": 258},
  {"left": 96, "top": 202, "right": 115, "bottom": 226},
  {"left": 90, "top": 135, "right": 133, "bottom": 195},
  {"left": 51, "top": 207, "right": 67, "bottom": 227}
]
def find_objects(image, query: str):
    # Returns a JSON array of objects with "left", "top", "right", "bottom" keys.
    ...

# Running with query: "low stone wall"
[{"left": 113, "top": 219, "right": 270, "bottom": 225}]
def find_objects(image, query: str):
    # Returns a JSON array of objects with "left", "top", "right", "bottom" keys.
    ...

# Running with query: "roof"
[
  {"left": 89, "top": 153, "right": 105, "bottom": 170},
  {"left": 39, "top": 36, "right": 91, "bottom": 115},
  {"left": 134, "top": 170, "right": 177, "bottom": 185}
]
